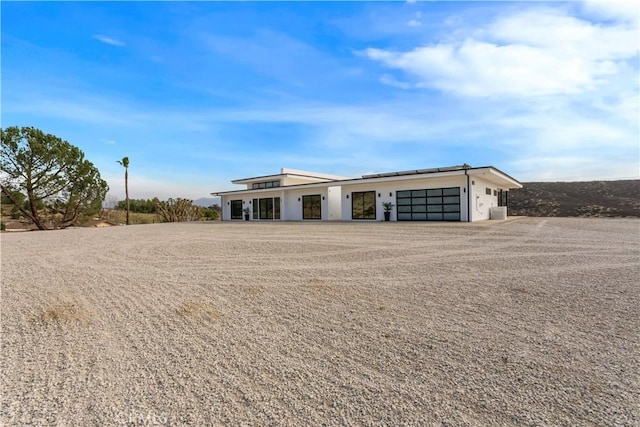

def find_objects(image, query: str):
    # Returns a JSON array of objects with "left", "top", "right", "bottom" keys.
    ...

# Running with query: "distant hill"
[
  {"left": 508, "top": 180, "right": 640, "bottom": 218},
  {"left": 193, "top": 197, "right": 220, "bottom": 207}
]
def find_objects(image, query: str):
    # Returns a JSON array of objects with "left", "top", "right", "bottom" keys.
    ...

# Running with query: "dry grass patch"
[
  {"left": 242, "top": 285, "right": 264, "bottom": 298},
  {"left": 31, "top": 302, "right": 92, "bottom": 326},
  {"left": 176, "top": 301, "right": 218, "bottom": 320},
  {"left": 305, "top": 278, "right": 337, "bottom": 294}
]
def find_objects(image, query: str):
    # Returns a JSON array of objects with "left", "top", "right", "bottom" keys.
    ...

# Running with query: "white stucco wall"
[
  {"left": 221, "top": 188, "right": 331, "bottom": 221},
  {"left": 340, "top": 176, "right": 468, "bottom": 221},
  {"left": 281, "top": 188, "right": 329, "bottom": 220},
  {"left": 469, "top": 176, "right": 499, "bottom": 221},
  {"left": 218, "top": 171, "right": 516, "bottom": 222},
  {"left": 327, "top": 186, "right": 342, "bottom": 220},
  {"left": 281, "top": 176, "right": 329, "bottom": 186}
]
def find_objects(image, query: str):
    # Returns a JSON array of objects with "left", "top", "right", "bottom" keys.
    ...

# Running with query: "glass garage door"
[{"left": 396, "top": 187, "right": 461, "bottom": 221}]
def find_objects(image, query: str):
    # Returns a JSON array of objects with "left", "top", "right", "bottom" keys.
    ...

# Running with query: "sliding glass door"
[
  {"left": 302, "top": 195, "right": 321, "bottom": 220},
  {"left": 352, "top": 191, "right": 376, "bottom": 220}
]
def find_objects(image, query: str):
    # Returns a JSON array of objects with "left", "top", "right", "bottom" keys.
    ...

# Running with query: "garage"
[{"left": 396, "top": 187, "right": 461, "bottom": 221}]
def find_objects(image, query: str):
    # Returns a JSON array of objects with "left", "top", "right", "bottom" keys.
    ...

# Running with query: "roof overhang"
[
  {"left": 211, "top": 180, "right": 341, "bottom": 196},
  {"left": 212, "top": 165, "right": 523, "bottom": 196},
  {"left": 466, "top": 167, "right": 523, "bottom": 189},
  {"left": 231, "top": 168, "right": 349, "bottom": 185}
]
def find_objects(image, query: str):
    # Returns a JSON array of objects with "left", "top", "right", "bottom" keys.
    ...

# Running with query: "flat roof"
[
  {"left": 231, "top": 167, "right": 349, "bottom": 184},
  {"left": 212, "top": 165, "right": 522, "bottom": 196}
]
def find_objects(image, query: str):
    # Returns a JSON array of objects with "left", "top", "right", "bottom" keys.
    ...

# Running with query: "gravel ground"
[{"left": 1, "top": 217, "right": 638, "bottom": 426}]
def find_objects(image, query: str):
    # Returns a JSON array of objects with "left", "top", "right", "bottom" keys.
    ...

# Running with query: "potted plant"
[
  {"left": 243, "top": 207, "right": 251, "bottom": 221},
  {"left": 382, "top": 202, "right": 394, "bottom": 221}
]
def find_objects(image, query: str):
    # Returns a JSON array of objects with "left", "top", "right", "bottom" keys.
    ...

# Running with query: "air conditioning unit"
[{"left": 490, "top": 206, "right": 507, "bottom": 220}]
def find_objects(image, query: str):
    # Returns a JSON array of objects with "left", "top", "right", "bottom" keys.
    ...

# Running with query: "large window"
[
  {"left": 230, "top": 200, "right": 243, "bottom": 219},
  {"left": 352, "top": 191, "right": 376, "bottom": 220},
  {"left": 302, "top": 195, "right": 321, "bottom": 220},
  {"left": 257, "top": 197, "right": 280, "bottom": 220},
  {"left": 397, "top": 187, "right": 460, "bottom": 221}
]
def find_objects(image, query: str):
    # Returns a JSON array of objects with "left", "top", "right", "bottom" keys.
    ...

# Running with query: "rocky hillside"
[{"left": 508, "top": 180, "right": 639, "bottom": 218}]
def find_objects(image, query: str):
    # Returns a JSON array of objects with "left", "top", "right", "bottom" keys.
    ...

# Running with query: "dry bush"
[
  {"left": 31, "top": 302, "right": 92, "bottom": 325},
  {"left": 156, "top": 198, "right": 202, "bottom": 222},
  {"left": 100, "top": 209, "right": 157, "bottom": 225},
  {"left": 176, "top": 301, "right": 218, "bottom": 320},
  {"left": 305, "top": 278, "right": 337, "bottom": 294},
  {"left": 242, "top": 285, "right": 263, "bottom": 298}
]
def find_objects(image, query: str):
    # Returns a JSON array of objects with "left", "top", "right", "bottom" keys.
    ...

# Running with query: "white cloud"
[
  {"left": 582, "top": 0, "right": 639, "bottom": 24},
  {"left": 92, "top": 35, "right": 125, "bottom": 47},
  {"left": 379, "top": 74, "right": 412, "bottom": 89},
  {"left": 407, "top": 19, "right": 422, "bottom": 27},
  {"left": 364, "top": 7, "right": 639, "bottom": 98}
]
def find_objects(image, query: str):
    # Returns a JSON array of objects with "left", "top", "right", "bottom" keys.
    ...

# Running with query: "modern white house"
[{"left": 211, "top": 165, "right": 522, "bottom": 222}]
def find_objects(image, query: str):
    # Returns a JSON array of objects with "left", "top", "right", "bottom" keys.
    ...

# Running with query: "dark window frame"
[
  {"left": 252, "top": 180, "right": 281, "bottom": 189},
  {"left": 257, "top": 197, "right": 281, "bottom": 220},
  {"left": 396, "top": 187, "right": 460, "bottom": 221},
  {"left": 259, "top": 198, "right": 274, "bottom": 219},
  {"left": 230, "top": 200, "right": 243, "bottom": 219},
  {"left": 302, "top": 194, "right": 322, "bottom": 220},
  {"left": 351, "top": 191, "right": 376, "bottom": 220},
  {"left": 252, "top": 199, "right": 258, "bottom": 219}
]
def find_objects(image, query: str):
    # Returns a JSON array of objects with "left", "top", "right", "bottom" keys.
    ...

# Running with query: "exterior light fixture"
[
  {"left": 389, "top": 192, "right": 393, "bottom": 197},
  {"left": 298, "top": 197, "right": 301, "bottom": 201},
  {"left": 378, "top": 193, "right": 381, "bottom": 197},
  {"left": 346, "top": 195, "right": 349, "bottom": 199}
]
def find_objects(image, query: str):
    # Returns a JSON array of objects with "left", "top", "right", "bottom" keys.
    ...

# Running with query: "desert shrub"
[
  {"left": 31, "top": 302, "right": 92, "bottom": 325},
  {"left": 202, "top": 207, "right": 219, "bottom": 220},
  {"left": 132, "top": 212, "right": 157, "bottom": 224},
  {"left": 10, "top": 206, "right": 20, "bottom": 219},
  {"left": 176, "top": 301, "right": 217, "bottom": 320},
  {"left": 116, "top": 198, "right": 159, "bottom": 213},
  {"left": 156, "top": 198, "right": 202, "bottom": 222},
  {"left": 100, "top": 209, "right": 157, "bottom": 225}
]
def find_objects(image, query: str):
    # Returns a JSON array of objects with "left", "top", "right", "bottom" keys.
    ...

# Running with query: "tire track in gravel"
[{"left": 2, "top": 218, "right": 638, "bottom": 426}]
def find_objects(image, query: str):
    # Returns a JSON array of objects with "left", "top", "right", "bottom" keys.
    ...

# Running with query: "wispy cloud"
[
  {"left": 92, "top": 34, "right": 125, "bottom": 47},
  {"left": 2, "top": 0, "right": 637, "bottom": 201},
  {"left": 363, "top": 7, "right": 638, "bottom": 98},
  {"left": 379, "top": 74, "right": 412, "bottom": 89}
]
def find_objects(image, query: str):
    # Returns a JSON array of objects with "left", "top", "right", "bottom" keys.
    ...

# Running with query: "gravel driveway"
[{"left": 1, "top": 217, "right": 638, "bottom": 426}]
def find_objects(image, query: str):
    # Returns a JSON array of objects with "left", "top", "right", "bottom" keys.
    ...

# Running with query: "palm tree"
[{"left": 117, "top": 157, "right": 130, "bottom": 225}]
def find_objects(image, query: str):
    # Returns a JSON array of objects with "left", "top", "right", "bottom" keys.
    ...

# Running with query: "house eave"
[{"left": 212, "top": 165, "right": 522, "bottom": 196}]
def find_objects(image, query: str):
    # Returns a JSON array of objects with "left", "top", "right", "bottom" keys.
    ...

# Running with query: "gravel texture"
[{"left": 1, "top": 217, "right": 638, "bottom": 426}]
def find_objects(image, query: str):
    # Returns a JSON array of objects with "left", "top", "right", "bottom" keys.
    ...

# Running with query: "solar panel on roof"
[{"left": 362, "top": 165, "right": 467, "bottom": 179}]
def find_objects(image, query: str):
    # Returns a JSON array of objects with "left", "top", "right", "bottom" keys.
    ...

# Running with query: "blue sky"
[{"left": 2, "top": 1, "right": 638, "bottom": 201}]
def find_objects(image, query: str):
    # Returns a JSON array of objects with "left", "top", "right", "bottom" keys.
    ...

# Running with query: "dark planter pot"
[
  {"left": 244, "top": 214, "right": 250, "bottom": 221},
  {"left": 384, "top": 212, "right": 391, "bottom": 221}
]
